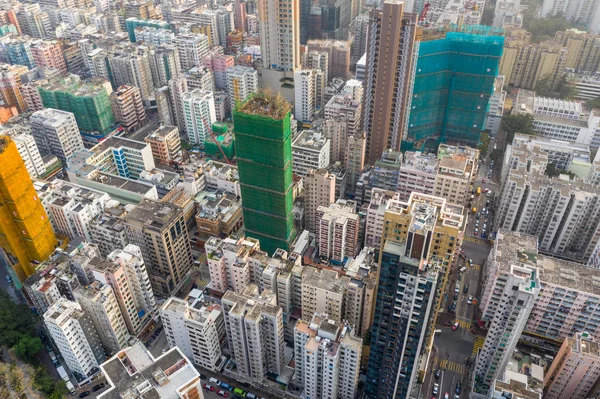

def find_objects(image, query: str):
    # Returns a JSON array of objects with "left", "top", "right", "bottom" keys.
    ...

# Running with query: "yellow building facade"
[{"left": 0, "top": 136, "right": 56, "bottom": 283}]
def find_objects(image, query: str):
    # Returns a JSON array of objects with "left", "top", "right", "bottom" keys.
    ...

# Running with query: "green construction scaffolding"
[
  {"left": 204, "top": 123, "right": 235, "bottom": 160},
  {"left": 233, "top": 94, "right": 296, "bottom": 255},
  {"left": 407, "top": 27, "right": 504, "bottom": 146}
]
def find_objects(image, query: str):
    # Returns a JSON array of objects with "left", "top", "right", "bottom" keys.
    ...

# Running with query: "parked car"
[
  {"left": 452, "top": 322, "right": 459, "bottom": 331},
  {"left": 209, "top": 377, "right": 222, "bottom": 386},
  {"left": 204, "top": 384, "right": 215, "bottom": 391},
  {"left": 444, "top": 393, "right": 450, "bottom": 399},
  {"left": 217, "top": 390, "right": 229, "bottom": 398},
  {"left": 92, "top": 383, "right": 106, "bottom": 392},
  {"left": 456, "top": 382, "right": 462, "bottom": 394},
  {"left": 433, "top": 383, "right": 440, "bottom": 395},
  {"left": 463, "top": 284, "right": 469, "bottom": 294},
  {"left": 79, "top": 392, "right": 90, "bottom": 398},
  {"left": 220, "top": 382, "right": 233, "bottom": 391},
  {"left": 467, "top": 295, "right": 473, "bottom": 305},
  {"left": 435, "top": 369, "right": 441, "bottom": 379}
]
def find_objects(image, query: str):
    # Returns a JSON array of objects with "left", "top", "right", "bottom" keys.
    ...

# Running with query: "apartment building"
[
  {"left": 294, "top": 314, "right": 362, "bottom": 399},
  {"left": 144, "top": 125, "right": 181, "bottom": 164},
  {"left": 294, "top": 69, "right": 317, "bottom": 124},
  {"left": 221, "top": 285, "right": 285, "bottom": 383},
  {"left": 364, "top": 188, "right": 400, "bottom": 249},
  {"left": 345, "top": 135, "right": 366, "bottom": 193},
  {"left": 181, "top": 89, "right": 216, "bottom": 146},
  {"left": 89, "top": 209, "right": 129, "bottom": 258},
  {"left": 195, "top": 191, "right": 243, "bottom": 238},
  {"left": 301, "top": 267, "right": 349, "bottom": 323},
  {"left": 36, "top": 179, "right": 110, "bottom": 242},
  {"left": 496, "top": 139, "right": 600, "bottom": 263},
  {"left": 486, "top": 75, "right": 507, "bottom": 135},
  {"left": 324, "top": 92, "right": 362, "bottom": 137},
  {"left": 74, "top": 281, "right": 129, "bottom": 355},
  {"left": 226, "top": 65, "right": 258, "bottom": 112},
  {"left": 110, "top": 85, "right": 146, "bottom": 132},
  {"left": 30, "top": 108, "right": 84, "bottom": 165},
  {"left": 9, "top": 133, "right": 46, "bottom": 178},
  {"left": 511, "top": 133, "right": 591, "bottom": 171},
  {"left": 542, "top": 0, "right": 600, "bottom": 33},
  {"left": 160, "top": 297, "right": 224, "bottom": 371},
  {"left": 514, "top": 90, "right": 600, "bottom": 146},
  {"left": 99, "top": 343, "right": 204, "bottom": 399},
  {"left": 554, "top": 29, "right": 600, "bottom": 72},
  {"left": 173, "top": 34, "right": 210, "bottom": 71},
  {"left": 304, "top": 168, "right": 336, "bottom": 233},
  {"left": 90, "top": 245, "right": 157, "bottom": 335},
  {"left": 475, "top": 231, "right": 541, "bottom": 392},
  {"left": 306, "top": 40, "right": 351, "bottom": 80},
  {"left": 397, "top": 151, "right": 438, "bottom": 201},
  {"left": 433, "top": 154, "right": 473, "bottom": 206},
  {"left": 0, "top": 63, "right": 28, "bottom": 113},
  {"left": 292, "top": 130, "right": 330, "bottom": 176},
  {"left": 44, "top": 298, "right": 105, "bottom": 378},
  {"left": 124, "top": 199, "right": 193, "bottom": 297},
  {"left": 544, "top": 332, "right": 600, "bottom": 399},
  {"left": 315, "top": 199, "right": 359, "bottom": 263},
  {"left": 30, "top": 40, "right": 67, "bottom": 75}
]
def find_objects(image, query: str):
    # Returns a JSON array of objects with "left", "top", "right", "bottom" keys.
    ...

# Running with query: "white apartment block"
[
  {"left": 316, "top": 199, "right": 359, "bottom": 263},
  {"left": 173, "top": 34, "right": 210, "bottom": 71},
  {"left": 397, "top": 151, "right": 438, "bottom": 201},
  {"left": 343, "top": 247, "right": 377, "bottom": 337},
  {"left": 433, "top": 154, "right": 473, "bottom": 206},
  {"left": 294, "top": 314, "right": 362, "bottom": 399},
  {"left": 99, "top": 343, "right": 205, "bottom": 399},
  {"left": 514, "top": 90, "right": 600, "bottom": 147},
  {"left": 364, "top": 188, "right": 400, "bottom": 249},
  {"left": 475, "top": 231, "right": 540, "bottom": 391},
  {"left": 90, "top": 245, "right": 157, "bottom": 335},
  {"left": 226, "top": 66, "right": 258, "bottom": 112},
  {"left": 89, "top": 212, "right": 128, "bottom": 258},
  {"left": 221, "top": 285, "right": 285, "bottom": 383},
  {"left": 301, "top": 267, "right": 349, "bottom": 323},
  {"left": 496, "top": 140, "right": 600, "bottom": 263},
  {"left": 292, "top": 130, "right": 330, "bottom": 176},
  {"left": 181, "top": 89, "right": 217, "bottom": 146},
  {"left": 160, "top": 297, "right": 224, "bottom": 371},
  {"left": 11, "top": 133, "right": 46, "bottom": 178},
  {"left": 485, "top": 75, "right": 507, "bottom": 135},
  {"left": 30, "top": 108, "right": 84, "bottom": 165},
  {"left": 294, "top": 70, "right": 316, "bottom": 124},
  {"left": 324, "top": 92, "right": 362, "bottom": 136},
  {"left": 37, "top": 179, "right": 111, "bottom": 242},
  {"left": 74, "top": 281, "right": 130, "bottom": 355},
  {"left": 541, "top": 0, "right": 600, "bottom": 33},
  {"left": 44, "top": 298, "right": 105, "bottom": 377},
  {"left": 510, "top": 133, "right": 591, "bottom": 171},
  {"left": 304, "top": 168, "right": 336, "bottom": 233}
]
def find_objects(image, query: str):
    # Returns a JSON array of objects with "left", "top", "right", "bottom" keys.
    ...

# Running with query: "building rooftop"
[
  {"left": 99, "top": 343, "right": 199, "bottom": 399},
  {"left": 238, "top": 92, "right": 292, "bottom": 119},
  {"left": 91, "top": 136, "right": 148, "bottom": 155},
  {"left": 401, "top": 151, "right": 439, "bottom": 173},
  {"left": 292, "top": 130, "right": 329, "bottom": 151},
  {"left": 125, "top": 199, "right": 182, "bottom": 230},
  {"left": 91, "top": 172, "right": 156, "bottom": 195},
  {"left": 302, "top": 267, "right": 349, "bottom": 294}
]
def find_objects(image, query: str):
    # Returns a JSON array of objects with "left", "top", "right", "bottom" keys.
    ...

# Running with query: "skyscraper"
[
  {"left": 30, "top": 108, "right": 84, "bottom": 165},
  {"left": 0, "top": 135, "right": 57, "bottom": 283},
  {"left": 363, "top": 0, "right": 417, "bottom": 163},
  {"left": 0, "top": 63, "right": 28, "bottom": 114},
  {"left": 366, "top": 193, "right": 464, "bottom": 399},
  {"left": 181, "top": 89, "right": 216, "bottom": 146},
  {"left": 257, "top": 0, "right": 300, "bottom": 71},
  {"left": 234, "top": 93, "right": 296, "bottom": 254}
]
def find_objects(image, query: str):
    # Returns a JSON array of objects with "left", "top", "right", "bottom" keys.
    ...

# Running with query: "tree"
[
  {"left": 34, "top": 367, "right": 68, "bottom": 398},
  {"left": 501, "top": 113, "right": 534, "bottom": 144},
  {"left": 523, "top": 13, "right": 574, "bottom": 43},
  {"left": 0, "top": 290, "right": 36, "bottom": 348},
  {"left": 535, "top": 75, "right": 577, "bottom": 99},
  {"left": 479, "top": 133, "right": 490, "bottom": 158},
  {"left": 13, "top": 336, "right": 42, "bottom": 363},
  {"left": 489, "top": 148, "right": 504, "bottom": 164},
  {"left": 546, "top": 162, "right": 561, "bottom": 177},
  {"left": 586, "top": 97, "right": 600, "bottom": 109}
]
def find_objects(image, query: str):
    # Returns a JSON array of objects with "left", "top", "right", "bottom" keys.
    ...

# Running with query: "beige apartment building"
[
  {"left": 110, "top": 85, "right": 146, "bottom": 132},
  {"left": 304, "top": 168, "right": 336, "bottom": 232}
]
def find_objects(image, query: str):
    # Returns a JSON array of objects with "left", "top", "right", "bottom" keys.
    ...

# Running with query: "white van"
[
  {"left": 208, "top": 377, "right": 222, "bottom": 386},
  {"left": 459, "top": 266, "right": 467, "bottom": 273}
]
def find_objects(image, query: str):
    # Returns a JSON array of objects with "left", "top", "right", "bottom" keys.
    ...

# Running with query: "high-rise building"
[
  {"left": 352, "top": 14, "right": 369, "bottom": 65},
  {"left": 0, "top": 64, "right": 28, "bottom": 114},
  {"left": 554, "top": 29, "right": 600, "bottom": 73},
  {"left": 74, "top": 281, "right": 130, "bottom": 355},
  {"left": 542, "top": 0, "right": 600, "bottom": 33},
  {"left": 408, "top": 29, "right": 504, "bottom": 146},
  {"left": 366, "top": 193, "right": 464, "bottom": 399},
  {"left": 44, "top": 298, "right": 105, "bottom": 378},
  {"left": 10, "top": 133, "right": 46, "bottom": 178},
  {"left": 307, "top": 40, "right": 351, "bottom": 80},
  {"left": 99, "top": 343, "right": 205, "bottom": 399},
  {"left": 226, "top": 66, "right": 258, "bottom": 111},
  {"left": 173, "top": 33, "right": 210, "bottom": 71},
  {"left": 304, "top": 168, "right": 336, "bottom": 232},
  {"left": 90, "top": 244, "right": 157, "bottom": 335},
  {"left": 234, "top": 94, "right": 296, "bottom": 254},
  {"left": 160, "top": 297, "right": 224, "bottom": 371},
  {"left": 149, "top": 46, "right": 181, "bottom": 86},
  {"left": 181, "top": 89, "right": 216, "bottom": 145},
  {"left": 30, "top": 108, "right": 84, "bottom": 166},
  {"left": 294, "top": 69, "right": 316, "bottom": 124},
  {"left": 363, "top": 1, "right": 417, "bottom": 163},
  {"left": 301, "top": 267, "right": 349, "bottom": 322},
  {"left": 364, "top": 188, "right": 399, "bottom": 249},
  {"left": 30, "top": 40, "right": 67, "bottom": 75},
  {"left": 16, "top": 4, "right": 51, "bottom": 39},
  {"left": 110, "top": 85, "right": 147, "bottom": 132},
  {"left": 221, "top": 284, "right": 285, "bottom": 383},
  {"left": 108, "top": 47, "right": 155, "bottom": 104},
  {"left": 144, "top": 125, "right": 181, "bottom": 164},
  {"left": 544, "top": 332, "right": 600, "bottom": 399},
  {"left": 294, "top": 314, "right": 362, "bottom": 399},
  {"left": 257, "top": 0, "right": 300, "bottom": 71},
  {"left": 38, "top": 77, "right": 116, "bottom": 143},
  {"left": 0, "top": 136, "right": 57, "bottom": 283},
  {"left": 291, "top": 129, "right": 330, "bottom": 176},
  {"left": 124, "top": 199, "right": 193, "bottom": 297}
]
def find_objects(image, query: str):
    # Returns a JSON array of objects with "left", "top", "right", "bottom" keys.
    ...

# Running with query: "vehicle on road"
[
  {"left": 221, "top": 382, "right": 233, "bottom": 391},
  {"left": 79, "top": 392, "right": 90, "bottom": 398},
  {"left": 209, "top": 377, "right": 222, "bottom": 386},
  {"left": 246, "top": 393, "right": 258, "bottom": 399},
  {"left": 467, "top": 295, "right": 473, "bottom": 305},
  {"left": 452, "top": 322, "right": 459, "bottom": 331},
  {"left": 433, "top": 383, "right": 439, "bottom": 395},
  {"left": 476, "top": 187, "right": 481, "bottom": 195},
  {"left": 482, "top": 178, "right": 486, "bottom": 183},
  {"left": 463, "top": 284, "right": 469, "bottom": 294},
  {"left": 473, "top": 228, "right": 478, "bottom": 236},
  {"left": 444, "top": 393, "right": 450, "bottom": 399},
  {"left": 435, "top": 369, "right": 441, "bottom": 379},
  {"left": 92, "top": 383, "right": 105, "bottom": 392},
  {"left": 233, "top": 387, "right": 246, "bottom": 396},
  {"left": 456, "top": 382, "right": 462, "bottom": 394},
  {"left": 204, "top": 384, "right": 215, "bottom": 391},
  {"left": 218, "top": 390, "right": 229, "bottom": 397}
]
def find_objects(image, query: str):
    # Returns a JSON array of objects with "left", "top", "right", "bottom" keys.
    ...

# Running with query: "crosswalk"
[
  {"left": 197, "top": 279, "right": 208, "bottom": 289},
  {"left": 464, "top": 236, "right": 488, "bottom": 245},
  {"left": 472, "top": 263, "right": 481, "bottom": 271},
  {"left": 456, "top": 318, "right": 471, "bottom": 329},
  {"left": 472, "top": 336, "right": 485, "bottom": 356},
  {"left": 437, "top": 358, "right": 466, "bottom": 374}
]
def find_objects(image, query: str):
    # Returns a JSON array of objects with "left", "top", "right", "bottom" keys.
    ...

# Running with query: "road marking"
[
  {"left": 458, "top": 319, "right": 471, "bottom": 329},
  {"left": 438, "top": 358, "right": 466, "bottom": 374},
  {"left": 472, "top": 264, "right": 481, "bottom": 271},
  {"left": 463, "top": 236, "right": 488, "bottom": 245},
  {"left": 472, "top": 337, "right": 485, "bottom": 356},
  {"left": 197, "top": 279, "right": 208, "bottom": 288}
]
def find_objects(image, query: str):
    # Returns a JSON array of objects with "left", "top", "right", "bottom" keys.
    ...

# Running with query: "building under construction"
[
  {"left": 0, "top": 136, "right": 57, "bottom": 285},
  {"left": 407, "top": 25, "right": 504, "bottom": 147},
  {"left": 233, "top": 92, "right": 296, "bottom": 255}
]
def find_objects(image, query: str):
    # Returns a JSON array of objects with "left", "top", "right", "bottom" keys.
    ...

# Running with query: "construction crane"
[
  {"left": 419, "top": 2, "right": 430, "bottom": 23},
  {"left": 200, "top": 117, "right": 233, "bottom": 165}
]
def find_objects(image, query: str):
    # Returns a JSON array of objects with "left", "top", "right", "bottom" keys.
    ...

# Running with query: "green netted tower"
[
  {"left": 407, "top": 26, "right": 504, "bottom": 146},
  {"left": 234, "top": 93, "right": 296, "bottom": 255}
]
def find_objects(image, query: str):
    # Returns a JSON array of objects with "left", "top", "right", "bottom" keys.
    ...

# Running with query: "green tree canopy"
[
  {"left": 523, "top": 13, "right": 574, "bottom": 43},
  {"left": 14, "top": 336, "right": 42, "bottom": 363},
  {"left": 479, "top": 132, "right": 491, "bottom": 158},
  {"left": 502, "top": 113, "right": 534, "bottom": 144},
  {"left": 489, "top": 148, "right": 504, "bottom": 164},
  {"left": 586, "top": 97, "right": 600, "bottom": 110},
  {"left": 535, "top": 75, "right": 577, "bottom": 99},
  {"left": 0, "top": 290, "right": 36, "bottom": 348}
]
